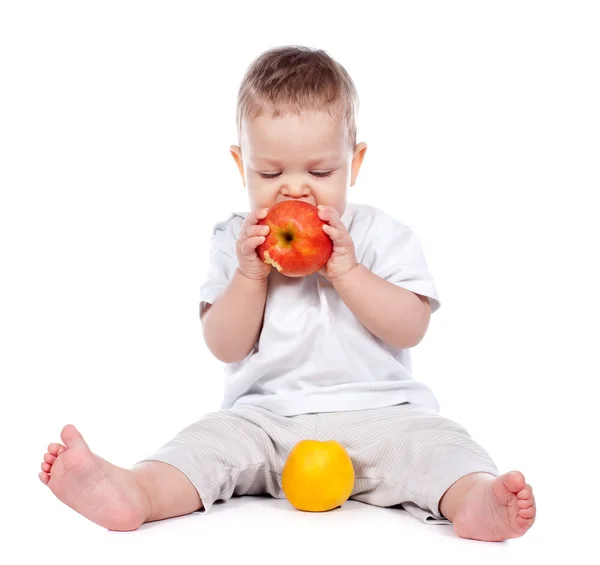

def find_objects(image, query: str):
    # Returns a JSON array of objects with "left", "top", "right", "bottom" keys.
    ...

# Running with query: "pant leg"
[
  {"left": 136, "top": 405, "right": 315, "bottom": 512},
  {"left": 316, "top": 403, "right": 499, "bottom": 524}
]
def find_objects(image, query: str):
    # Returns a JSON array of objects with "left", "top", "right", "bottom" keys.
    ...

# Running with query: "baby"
[{"left": 39, "top": 46, "right": 536, "bottom": 541}]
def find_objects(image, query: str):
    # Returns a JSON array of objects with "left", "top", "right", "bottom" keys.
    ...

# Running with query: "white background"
[{"left": 1, "top": 1, "right": 598, "bottom": 563}]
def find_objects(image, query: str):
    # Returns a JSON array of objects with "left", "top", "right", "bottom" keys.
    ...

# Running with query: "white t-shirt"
[{"left": 199, "top": 202, "right": 441, "bottom": 416}]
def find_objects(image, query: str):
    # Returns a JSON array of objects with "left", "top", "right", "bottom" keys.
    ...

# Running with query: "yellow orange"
[{"left": 281, "top": 439, "right": 355, "bottom": 512}]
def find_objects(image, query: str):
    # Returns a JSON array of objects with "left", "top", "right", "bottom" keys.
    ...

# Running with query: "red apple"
[{"left": 256, "top": 200, "right": 333, "bottom": 277}]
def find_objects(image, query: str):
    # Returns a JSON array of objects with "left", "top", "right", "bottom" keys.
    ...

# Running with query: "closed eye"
[{"left": 259, "top": 171, "right": 333, "bottom": 179}]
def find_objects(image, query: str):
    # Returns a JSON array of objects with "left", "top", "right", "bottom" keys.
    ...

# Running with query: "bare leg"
[
  {"left": 131, "top": 460, "right": 202, "bottom": 522},
  {"left": 39, "top": 425, "right": 202, "bottom": 531},
  {"left": 439, "top": 471, "right": 536, "bottom": 542}
]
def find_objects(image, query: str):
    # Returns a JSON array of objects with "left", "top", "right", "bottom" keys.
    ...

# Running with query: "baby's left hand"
[{"left": 318, "top": 205, "right": 358, "bottom": 282}]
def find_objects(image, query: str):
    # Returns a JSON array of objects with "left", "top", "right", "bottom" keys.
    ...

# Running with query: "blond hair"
[{"left": 235, "top": 45, "right": 359, "bottom": 149}]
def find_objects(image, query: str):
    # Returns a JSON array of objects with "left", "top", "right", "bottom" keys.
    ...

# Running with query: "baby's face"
[{"left": 231, "top": 108, "right": 366, "bottom": 218}]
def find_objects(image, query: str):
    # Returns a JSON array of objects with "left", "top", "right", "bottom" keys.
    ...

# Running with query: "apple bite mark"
[{"left": 263, "top": 250, "right": 283, "bottom": 273}]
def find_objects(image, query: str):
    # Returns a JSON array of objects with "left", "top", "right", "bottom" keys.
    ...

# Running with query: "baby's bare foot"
[
  {"left": 453, "top": 471, "right": 536, "bottom": 541},
  {"left": 39, "top": 424, "right": 152, "bottom": 531}
]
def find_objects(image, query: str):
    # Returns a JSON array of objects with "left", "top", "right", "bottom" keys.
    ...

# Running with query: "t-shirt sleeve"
[
  {"left": 362, "top": 216, "right": 441, "bottom": 313},
  {"left": 199, "top": 214, "right": 243, "bottom": 318}
]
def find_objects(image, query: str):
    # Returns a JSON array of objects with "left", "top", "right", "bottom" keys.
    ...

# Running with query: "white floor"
[{"left": 15, "top": 488, "right": 582, "bottom": 565}]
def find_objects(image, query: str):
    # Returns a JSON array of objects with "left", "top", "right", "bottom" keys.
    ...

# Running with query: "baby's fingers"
[
  {"left": 244, "top": 224, "right": 270, "bottom": 239},
  {"left": 240, "top": 235, "right": 266, "bottom": 256},
  {"left": 238, "top": 224, "right": 269, "bottom": 249},
  {"left": 246, "top": 207, "right": 269, "bottom": 227}
]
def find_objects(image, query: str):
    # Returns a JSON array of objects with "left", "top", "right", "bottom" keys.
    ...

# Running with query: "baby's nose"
[{"left": 283, "top": 183, "right": 311, "bottom": 197}]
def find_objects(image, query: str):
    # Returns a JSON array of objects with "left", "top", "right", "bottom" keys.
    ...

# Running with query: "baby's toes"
[
  {"left": 44, "top": 453, "right": 56, "bottom": 465},
  {"left": 517, "top": 483, "right": 533, "bottom": 500},
  {"left": 516, "top": 490, "right": 536, "bottom": 530},
  {"left": 516, "top": 514, "right": 535, "bottom": 529},
  {"left": 519, "top": 506, "right": 536, "bottom": 519},
  {"left": 39, "top": 471, "right": 50, "bottom": 485},
  {"left": 517, "top": 495, "right": 534, "bottom": 509},
  {"left": 47, "top": 443, "right": 66, "bottom": 456},
  {"left": 41, "top": 461, "right": 52, "bottom": 473}
]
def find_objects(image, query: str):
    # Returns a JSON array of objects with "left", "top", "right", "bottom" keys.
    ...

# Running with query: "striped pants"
[{"left": 137, "top": 402, "right": 499, "bottom": 523}]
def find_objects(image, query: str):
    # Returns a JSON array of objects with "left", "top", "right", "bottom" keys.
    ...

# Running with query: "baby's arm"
[
  {"left": 201, "top": 208, "right": 272, "bottom": 364},
  {"left": 317, "top": 205, "right": 432, "bottom": 350},
  {"left": 332, "top": 265, "right": 431, "bottom": 349},
  {"left": 201, "top": 270, "right": 267, "bottom": 363}
]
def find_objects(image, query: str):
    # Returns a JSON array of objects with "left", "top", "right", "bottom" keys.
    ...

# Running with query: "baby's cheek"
[
  {"left": 250, "top": 186, "right": 278, "bottom": 209},
  {"left": 247, "top": 192, "right": 266, "bottom": 211}
]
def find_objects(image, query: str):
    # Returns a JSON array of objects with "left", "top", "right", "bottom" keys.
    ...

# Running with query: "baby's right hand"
[{"left": 236, "top": 207, "right": 272, "bottom": 281}]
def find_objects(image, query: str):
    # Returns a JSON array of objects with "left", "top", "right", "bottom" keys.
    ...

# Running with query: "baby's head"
[{"left": 230, "top": 46, "right": 367, "bottom": 217}]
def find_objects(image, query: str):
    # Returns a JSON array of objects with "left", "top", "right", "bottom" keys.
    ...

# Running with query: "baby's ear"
[
  {"left": 230, "top": 145, "right": 246, "bottom": 187},
  {"left": 350, "top": 142, "right": 368, "bottom": 187}
]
